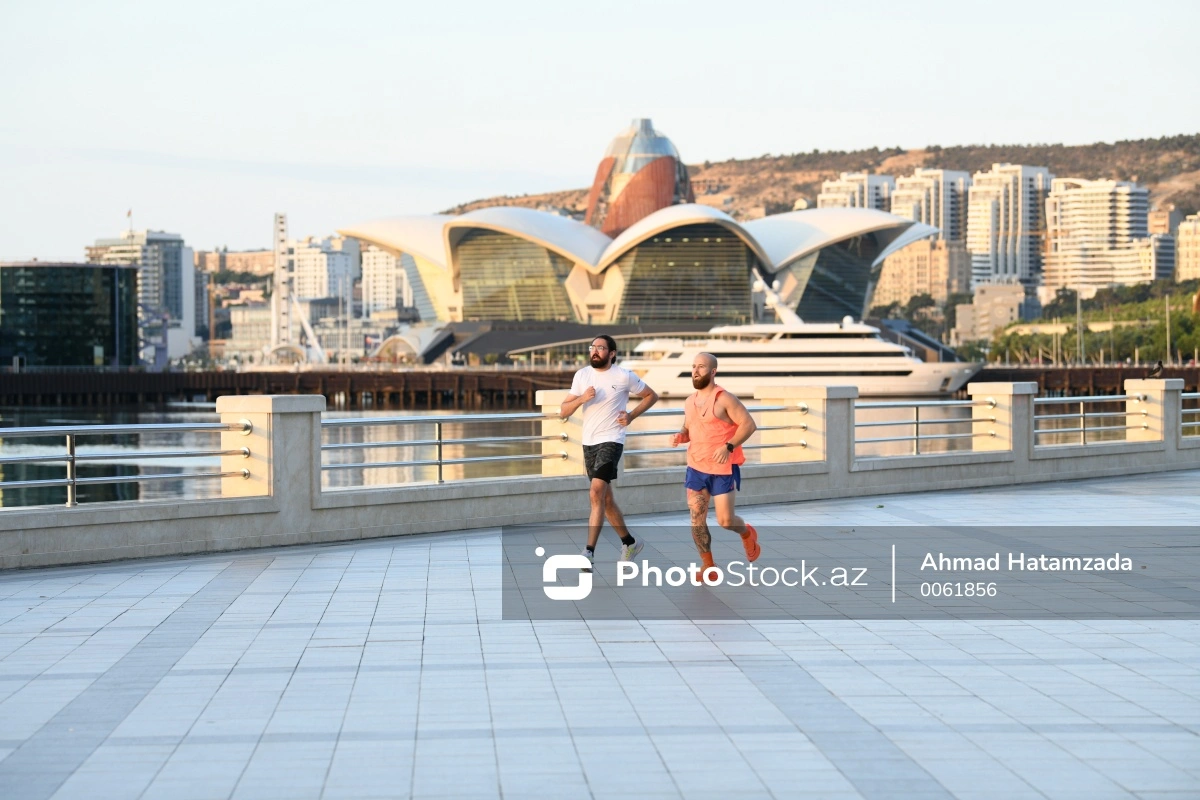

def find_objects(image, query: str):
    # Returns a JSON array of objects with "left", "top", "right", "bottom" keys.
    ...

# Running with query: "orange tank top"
[{"left": 684, "top": 386, "right": 745, "bottom": 475}]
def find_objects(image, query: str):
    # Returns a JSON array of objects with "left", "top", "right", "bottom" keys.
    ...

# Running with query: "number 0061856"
[{"left": 920, "top": 582, "right": 997, "bottom": 598}]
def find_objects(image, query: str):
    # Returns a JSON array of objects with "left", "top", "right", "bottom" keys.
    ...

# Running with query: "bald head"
[{"left": 691, "top": 352, "right": 718, "bottom": 390}]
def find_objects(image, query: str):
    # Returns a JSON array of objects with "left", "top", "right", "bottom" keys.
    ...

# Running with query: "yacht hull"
[{"left": 622, "top": 360, "right": 980, "bottom": 398}]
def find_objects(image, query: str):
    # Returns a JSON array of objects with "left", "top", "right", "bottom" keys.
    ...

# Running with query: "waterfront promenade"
[{"left": 1, "top": 470, "right": 1197, "bottom": 800}]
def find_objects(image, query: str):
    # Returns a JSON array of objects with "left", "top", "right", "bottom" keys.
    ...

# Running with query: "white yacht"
[{"left": 620, "top": 320, "right": 980, "bottom": 398}]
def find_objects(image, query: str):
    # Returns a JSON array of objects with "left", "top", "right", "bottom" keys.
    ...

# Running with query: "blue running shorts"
[{"left": 684, "top": 464, "right": 741, "bottom": 496}]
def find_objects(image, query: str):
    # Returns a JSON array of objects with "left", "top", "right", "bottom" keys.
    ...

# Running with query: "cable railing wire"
[
  {"left": 321, "top": 404, "right": 809, "bottom": 482},
  {"left": 0, "top": 421, "right": 254, "bottom": 506},
  {"left": 1032, "top": 394, "right": 1147, "bottom": 446},
  {"left": 854, "top": 398, "right": 997, "bottom": 455}
]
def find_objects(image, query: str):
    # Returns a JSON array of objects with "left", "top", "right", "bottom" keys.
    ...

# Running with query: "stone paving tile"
[{"left": 0, "top": 470, "right": 1199, "bottom": 798}]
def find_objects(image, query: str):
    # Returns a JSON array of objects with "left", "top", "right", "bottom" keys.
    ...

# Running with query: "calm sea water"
[{"left": 0, "top": 398, "right": 1120, "bottom": 508}]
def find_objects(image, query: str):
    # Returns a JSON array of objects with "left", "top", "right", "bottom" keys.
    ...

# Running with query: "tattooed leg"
[{"left": 687, "top": 488, "right": 712, "bottom": 555}]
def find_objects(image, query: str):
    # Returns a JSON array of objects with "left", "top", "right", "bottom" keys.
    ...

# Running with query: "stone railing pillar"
[
  {"left": 1124, "top": 378, "right": 1183, "bottom": 445},
  {"left": 753, "top": 385, "right": 856, "bottom": 468},
  {"left": 967, "top": 381, "right": 1037, "bottom": 456},
  {"left": 217, "top": 395, "right": 326, "bottom": 509},
  {"left": 537, "top": 390, "right": 584, "bottom": 477}
]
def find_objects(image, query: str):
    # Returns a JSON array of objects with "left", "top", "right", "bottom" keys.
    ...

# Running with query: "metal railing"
[
  {"left": 321, "top": 404, "right": 811, "bottom": 484},
  {"left": 854, "top": 399, "right": 996, "bottom": 455},
  {"left": 322, "top": 412, "right": 567, "bottom": 484},
  {"left": 1033, "top": 394, "right": 1146, "bottom": 446},
  {"left": 1183, "top": 392, "right": 1200, "bottom": 436},
  {"left": 621, "top": 404, "right": 809, "bottom": 459},
  {"left": 0, "top": 422, "right": 253, "bottom": 507}
]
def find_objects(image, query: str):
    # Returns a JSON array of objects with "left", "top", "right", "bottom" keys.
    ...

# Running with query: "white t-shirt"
[{"left": 569, "top": 365, "right": 647, "bottom": 446}]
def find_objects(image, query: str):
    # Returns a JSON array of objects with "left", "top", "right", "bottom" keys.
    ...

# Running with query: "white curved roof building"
[
  {"left": 595, "top": 204, "right": 772, "bottom": 273},
  {"left": 340, "top": 205, "right": 934, "bottom": 325},
  {"left": 338, "top": 215, "right": 452, "bottom": 269},
  {"left": 446, "top": 206, "right": 612, "bottom": 269}
]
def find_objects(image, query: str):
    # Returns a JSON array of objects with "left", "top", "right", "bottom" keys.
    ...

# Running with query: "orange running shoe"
[
  {"left": 741, "top": 523, "right": 761, "bottom": 562},
  {"left": 697, "top": 552, "right": 717, "bottom": 586}
]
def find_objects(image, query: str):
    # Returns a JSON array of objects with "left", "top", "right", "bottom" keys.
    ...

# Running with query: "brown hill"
[{"left": 442, "top": 134, "right": 1200, "bottom": 220}]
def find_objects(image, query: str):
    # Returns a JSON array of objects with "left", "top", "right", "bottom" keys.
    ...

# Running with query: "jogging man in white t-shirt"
[{"left": 560, "top": 334, "right": 659, "bottom": 571}]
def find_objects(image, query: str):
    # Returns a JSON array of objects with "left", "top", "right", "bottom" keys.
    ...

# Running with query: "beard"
[
  {"left": 590, "top": 353, "right": 609, "bottom": 367},
  {"left": 692, "top": 373, "right": 712, "bottom": 390}
]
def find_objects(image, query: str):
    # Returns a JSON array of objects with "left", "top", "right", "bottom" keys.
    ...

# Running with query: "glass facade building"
[
  {"left": 0, "top": 263, "right": 138, "bottom": 367},
  {"left": 611, "top": 224, "right": 758, "bottom": 324},
  {"left": 773, "top": 234, "right": 886, "bottom": 322},
  {"left": 455, "top": 230, "right": 574, "bottom": 321},
  {"left": 343, "top": 206, "right": 934, "bottom": 328}
]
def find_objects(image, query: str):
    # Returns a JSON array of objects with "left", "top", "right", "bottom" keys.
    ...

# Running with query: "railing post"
[
  {"left": 968, "top": 381, "right": 1037, "bottom": 456},
  {"left": 65, "top": 434, "right": 76, "bottom": 508},
  {"left": 913, "top": 405, "right": 920, "bottom": 455},
  {"left": 1080, "top": 400, "right": 1086, "bottom": 446},
  {"left": 536, "top": 390, "right": 584, "bottom": 477},
  {"left": 1124, "top": 378, "right": 1181, "bottom": 445},
  {"left": 216, "top": 394, "right": 326, "bottom": 503},
  {"left": 435, "top": 421, "right": 444, "bottom": 484},
  {"left": 754, "top": 385, "right": 855, "bottom": 468}
]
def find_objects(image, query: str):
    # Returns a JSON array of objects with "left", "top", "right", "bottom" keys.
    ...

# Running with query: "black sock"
[
  {"left": 619, "top": 534, "right": 635, "bottom": 546},
  {"left": 586, "top": 546, "right": 595, "bottom": 556}
]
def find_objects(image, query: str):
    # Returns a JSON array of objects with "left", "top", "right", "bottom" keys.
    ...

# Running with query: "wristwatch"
[{"left": 725, "top": 442, "right": 735, "bottom": 453}]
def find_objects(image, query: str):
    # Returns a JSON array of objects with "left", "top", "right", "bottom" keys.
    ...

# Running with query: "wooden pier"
[
  {"left": 0, "top": 370, "right": 575, "bottom": 410},
  {"left": 0, "top": 365, "right": 1196, "bottom": 408},
  {"left": 974, "top": 365, "right": 1200, "bottom": 395}
]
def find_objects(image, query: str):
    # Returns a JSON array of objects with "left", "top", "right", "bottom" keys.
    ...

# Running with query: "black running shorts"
[{"left": 583, "top": 442, "right": 623, "bottom": 483}]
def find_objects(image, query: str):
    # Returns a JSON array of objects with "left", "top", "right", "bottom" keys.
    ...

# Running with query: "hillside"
[{"left": 443, "top": 134, "right": 1200, "bottom": 220}]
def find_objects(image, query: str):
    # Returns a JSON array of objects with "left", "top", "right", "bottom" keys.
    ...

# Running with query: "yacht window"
[
  {"left": 673, "top": 351, "right": 902, "bottom": 359},
  {"left": 677, "top": 370, "right": 914, "bottom": 378},
  {"left": 781, "top": 332, "right": 872, "bottom": 339}
]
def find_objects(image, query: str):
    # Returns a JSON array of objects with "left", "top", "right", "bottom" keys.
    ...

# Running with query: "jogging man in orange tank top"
[{"left": 670, "top": 353, "right": 761, "bottom": 581}]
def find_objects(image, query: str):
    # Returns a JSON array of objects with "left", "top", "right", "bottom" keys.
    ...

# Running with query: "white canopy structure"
[
  {"left": 338, "top": 214, "right": 452, "bottom": 270},
  {"left": 594, "top": 204, "right": 773, "bottom": 273},
  {"left": 338, "top": 205, "right": 936, "bottom": 325},
  {"left": 743, "top": 208, "right": 938, "bottom": 270},
  {"left": 445, "top": 207, "right": 611, "bottom": 270}
]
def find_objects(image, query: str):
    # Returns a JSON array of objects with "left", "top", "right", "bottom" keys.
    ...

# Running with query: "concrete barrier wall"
[{"left": 1, "top": 380, "right": 1195, "bottom": 569}]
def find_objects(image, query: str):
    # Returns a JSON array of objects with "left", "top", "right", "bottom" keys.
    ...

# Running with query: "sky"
[{"left": 2, "top": 0, "right": 1198, "bottom": 261}]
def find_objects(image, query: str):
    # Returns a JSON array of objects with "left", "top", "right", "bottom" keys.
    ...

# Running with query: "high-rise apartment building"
[
  {"left": 1137, "top": 235, "right": 1176, "bottom": 283},
  {"left": 1042, "top": 179, "right": 1163, "bottom": 290},
  {"left": 194, "top": 270, "right": 210, "bottom": 340},
  {"left": 87, "top": 229, "right": 196, "bottom": 361},
  {"left": 88, "top": 230, "right": 192, "bottom": 324},
  {"left": 1175, "top": 214, "right": 1200, "bottom": 280},
  {"left": 293, "top": 235, "right": 360, "bottom": 301},
  {"left": 1149, "top": 206, "right": 1183, "bottom": 235},
  {"left": 890, "top": 169, "right": 972, "bottom": 241},
  {"left": 873, "top": 240, "right": 972, "bottom": 308},
  {"left": 966, "top": 163, "right": 1053, "bottom": 288},
  {"left": 817, "top": 172, "right": 895, "bottom": 211},
  {"left": 361, "top": 245, "right": 413, "bottom": 316}
]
